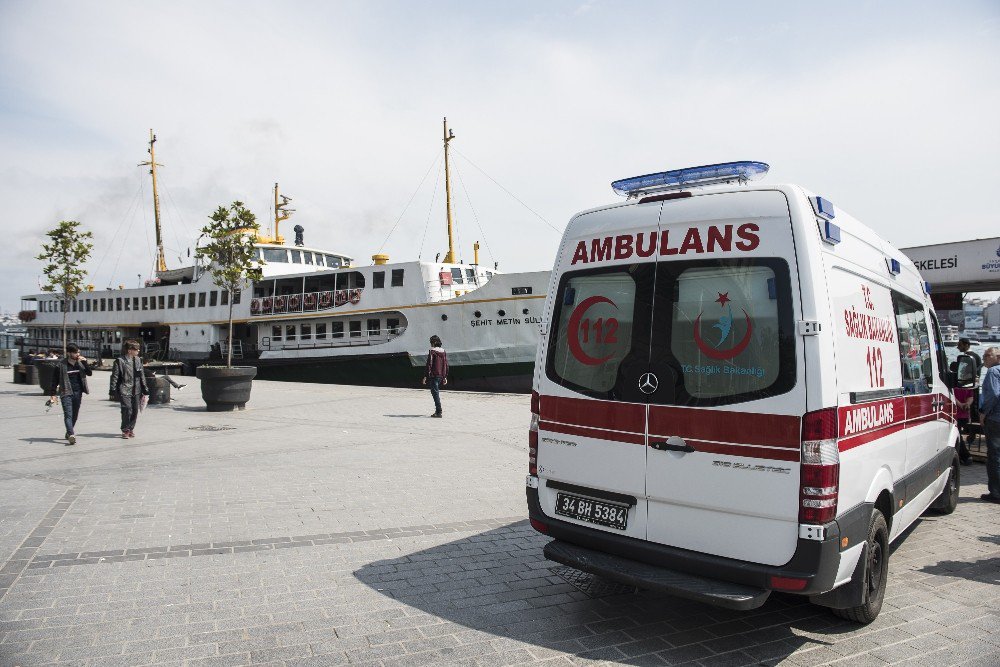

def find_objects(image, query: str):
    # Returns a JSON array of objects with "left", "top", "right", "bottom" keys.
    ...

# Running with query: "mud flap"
[{"left": 809, "top": 541, "right": 868, "bottom": 610}]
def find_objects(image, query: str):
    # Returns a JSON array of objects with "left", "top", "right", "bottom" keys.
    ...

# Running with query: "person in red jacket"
[{"left": 422, "top": 335, "right": 448, "bottom": 417}]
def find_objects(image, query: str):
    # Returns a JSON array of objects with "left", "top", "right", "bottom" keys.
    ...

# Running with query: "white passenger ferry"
[{"left": 18, "top": 125, "right": 548, "bottom": 391}]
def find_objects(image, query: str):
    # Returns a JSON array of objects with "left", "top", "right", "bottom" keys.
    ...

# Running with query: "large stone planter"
[{"left": 195, "top": 366, "right": 257, "bottom": 412}]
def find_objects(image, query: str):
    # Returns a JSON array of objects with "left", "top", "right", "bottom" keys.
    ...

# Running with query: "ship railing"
[
  {"left": 260, "top": 331, "right": 402, "bottom": 352},
  {"left": 250, "top": 289, "right": 364, "bottom": 316}
]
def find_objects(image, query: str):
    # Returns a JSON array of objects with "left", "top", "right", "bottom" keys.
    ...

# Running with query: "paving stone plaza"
[{"left": 1, "top": 375, "right": 998, "bottom": 666}]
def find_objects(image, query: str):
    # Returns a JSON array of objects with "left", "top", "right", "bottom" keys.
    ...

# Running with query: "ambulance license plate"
[{"left": 555, "top": 493, "right": 628, "bottom": 530}]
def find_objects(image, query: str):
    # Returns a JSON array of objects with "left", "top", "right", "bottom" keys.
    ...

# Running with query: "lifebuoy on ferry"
[
  {"left": 275, "top": 295, "right": 287, "bottom": 311},
  {"left": 319, "top": 291, "right": 332, "bottom": 308},
  {"left": 262, "top": 297, "right": 273, "bottom": 310},
  {"left": 250, "top": 298, "right": 261, "bottom": 314},
  {"left": 350, "top": 289, "right": 361, "bottom": 305},
  {"left": 334, "top": 290, "right": 347, "bottom": 307},
  {"left": 304, "top": 293, "right": 317, "bottom": 309},
  {"left": 289, "top": 294, "right": 301, "bottom": 310}
]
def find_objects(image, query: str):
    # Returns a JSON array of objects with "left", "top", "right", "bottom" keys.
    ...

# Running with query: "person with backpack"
[
  {"left": 48, "top": 343, "right": 92, "bottom": 446},
  {"left": 422, "top": 335, "right": 449, "bottom": 418},
  {"left": 110, "top": 341, "right": 149, "bottom": 439}
]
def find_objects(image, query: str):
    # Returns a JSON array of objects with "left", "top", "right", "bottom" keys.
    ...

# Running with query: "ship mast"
[
  {"left": 271, "top": 183, "right": 293, "bottom": 245},
  {"left": 442, "top": 117, "right": 457, "bottom": 264},
  {"left": 139, "top": 129, "right": 167, "bottom": 272}
]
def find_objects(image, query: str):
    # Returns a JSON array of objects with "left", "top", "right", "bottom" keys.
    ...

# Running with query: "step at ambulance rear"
[{"left": 532, "top": 165, "right": 808, "bottom": 567}]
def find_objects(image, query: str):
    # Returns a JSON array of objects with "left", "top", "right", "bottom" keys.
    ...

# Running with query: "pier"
[{"left": 0, "top": 378, "right": 998, "bottom": 665}]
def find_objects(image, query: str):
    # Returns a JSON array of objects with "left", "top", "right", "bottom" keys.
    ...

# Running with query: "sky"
[{"left": 1, "top": 1, "right": 998, "bottom": 312}]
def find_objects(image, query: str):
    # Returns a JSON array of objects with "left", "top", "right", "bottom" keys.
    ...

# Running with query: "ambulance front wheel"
[
  {"left": 833, "top": 510, "right": 889, "bottom": 624},
  {"left": 930, "top": 459, "right": 960, "bottom": 515}
]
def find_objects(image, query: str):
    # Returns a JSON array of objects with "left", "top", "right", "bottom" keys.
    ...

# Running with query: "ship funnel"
[{"left": 372, "top": 254, "right": 389, "bottom": 265}]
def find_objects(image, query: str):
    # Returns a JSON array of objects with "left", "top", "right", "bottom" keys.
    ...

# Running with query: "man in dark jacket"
[
  {"left": 48, "top": 344, "right": 92, "bottom": 446},
  {"left": 422, "top": 335, "right": 449, "bottom": 417},
  {"left": 109, "top": 342, "right": 149, "bottom": 439}
]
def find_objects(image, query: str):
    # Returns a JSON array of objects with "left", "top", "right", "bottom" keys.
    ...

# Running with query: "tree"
[
  {"left": 196, "top": 201, "right": 263, "bottom": 367},
  {"left": 36, "top": 220, "right": 94, "bottom": 354}
]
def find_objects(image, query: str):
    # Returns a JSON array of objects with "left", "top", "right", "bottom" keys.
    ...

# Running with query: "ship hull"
[{"left": 251, "top": 352, "right": 533, "bottom": 393}]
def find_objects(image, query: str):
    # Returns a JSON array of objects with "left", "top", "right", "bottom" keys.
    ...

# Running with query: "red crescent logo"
[
  {"left": 693, "top": 309, "right": 753, "bottom": 360},
  {"left": 567, "top": 295, "right": 616, "bottom": 366}
]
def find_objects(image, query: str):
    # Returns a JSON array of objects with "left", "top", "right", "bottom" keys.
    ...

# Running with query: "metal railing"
[{"left": 250, "top": 289, "right": 364, "bottom": 316}]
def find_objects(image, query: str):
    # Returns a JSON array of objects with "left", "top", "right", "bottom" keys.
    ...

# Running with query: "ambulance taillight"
[
  {"left": 799, "top": 408, "right": 840, "bottom": 524},
  {"left": 529, "top": 391, "right": 540, "bottom": 475}
]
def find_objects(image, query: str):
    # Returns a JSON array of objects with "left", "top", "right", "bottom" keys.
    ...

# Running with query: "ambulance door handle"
[{"left": 650, "top": 436, "right": 694, "bottom": 453}]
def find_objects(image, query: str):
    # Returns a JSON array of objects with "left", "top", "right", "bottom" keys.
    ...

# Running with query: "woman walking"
[
  {"left": 422, "top": 335, "right": 449, "bottom": 418},
  {"left": 110, "top": 341, "right": 149, "bottom": 439}
]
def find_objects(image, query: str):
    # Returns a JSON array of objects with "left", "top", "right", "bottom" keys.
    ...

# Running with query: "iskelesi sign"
[{"left": 901, "top": 237, "right": 1000, "bottom": 292}]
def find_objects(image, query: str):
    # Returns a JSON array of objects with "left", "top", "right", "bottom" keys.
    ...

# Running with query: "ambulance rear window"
[{"left": 546, "top": 258, "right": 795, "bottom": 406}]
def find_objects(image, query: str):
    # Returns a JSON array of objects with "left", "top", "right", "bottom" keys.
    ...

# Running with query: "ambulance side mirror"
[{"left": 954, "top": 354, "right": 977, "bottom": 388}]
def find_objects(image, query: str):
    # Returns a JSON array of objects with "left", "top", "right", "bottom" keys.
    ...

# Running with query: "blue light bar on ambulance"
[
  {"left": 888, "top": 258, "right": 901, "bottom": 275},
  {"left": 812, "top": 196, "right": 836, "bottom": 221},
  {"left": 822, "top": 221, "right": 841, "bottom": 245},
  {"left": 611, "top": 161, "right": 769, "bottom": 196}
]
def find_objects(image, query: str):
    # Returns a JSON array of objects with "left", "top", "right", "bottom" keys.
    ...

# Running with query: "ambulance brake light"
[
  {"left": 611, "top": 161, "right": 769, "bottom": 196},
  {"left": 800, "top": 408, "right": 840, "bottom": 525}
]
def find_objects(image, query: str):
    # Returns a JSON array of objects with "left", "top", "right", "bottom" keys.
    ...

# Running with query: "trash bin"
[
  {"left": 13, "top": 364, "right": 27, "bottom": 384},
  {"left": 144, "top": 372, "right": 171, "bottom": 405},
  {"left": 36, "top": 360, "right": 58, "bottom": 395}
]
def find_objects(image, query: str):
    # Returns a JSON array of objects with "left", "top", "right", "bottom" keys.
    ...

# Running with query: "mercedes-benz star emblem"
[{"left": 638, "top": 372, "right": 659, "bottom": 394}]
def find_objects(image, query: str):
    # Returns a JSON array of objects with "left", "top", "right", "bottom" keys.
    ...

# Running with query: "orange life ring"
[
  {"left": 304, "top": 293, "right": 317, "bottom": 309},
  {"left": 274, "top": 295, "right": 287, "bottom": 311},
  {"left": 289, "top": 295, "right": 301, "bottom": 310},
  {"left": 262, "top": 297, "right": 273, "bottom": 310},
  {"left": 250, "top": 299, "right": 261, "bottom": 313},
  {"left": 334, "top": 290, "right": 347, "bottom": 307},
  {"left": 319, "top": 291, "right": 332, "bottom": 308},
  {"left": 350, "top": 289, "right": 361, "bottom": 305}
]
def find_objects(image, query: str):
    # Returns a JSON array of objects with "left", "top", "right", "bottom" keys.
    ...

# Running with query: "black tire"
[
  {"left": 833, "top": 510, "right": 889, "bottom": 624},
  {"left": 930, "top": 460, "right": 960, "bottom": 515}
]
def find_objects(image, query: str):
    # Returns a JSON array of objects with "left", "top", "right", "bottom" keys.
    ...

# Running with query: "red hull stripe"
[
  {"left": 541, "top": 396, "right": 645, "bottom": 433},
  {"left": 540, "top": 420, "right": 645, "bottom": 446},
  {"left": 649, "top": 406, "right": 800, "bottom": 448}
]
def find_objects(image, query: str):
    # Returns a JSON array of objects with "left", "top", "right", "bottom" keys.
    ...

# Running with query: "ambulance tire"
[
  {"left": 833, "top": 510, "right": 888, "bottom": 624},
  {"left": 930, "top": 460, "right": 960, "bottom": 515}
]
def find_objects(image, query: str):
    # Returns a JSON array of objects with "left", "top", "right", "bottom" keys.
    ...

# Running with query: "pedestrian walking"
[
  {"left": 422, "top": 335, "right": 448, "bottom": 418},
  {"left": 47, "top": 343, "right": 92, "bottom": 446},
  {"left": 958, "top": 337, "right": 983, "bottom": 376},
  {"left": 110, "top": 341, "right": 149, "bottom": 439},
  {"left": 954, "top": 382, "right": 975, "bottom": 465},
  {"left": 979, "top": 346, "right": 1000, "bottom": 503}
]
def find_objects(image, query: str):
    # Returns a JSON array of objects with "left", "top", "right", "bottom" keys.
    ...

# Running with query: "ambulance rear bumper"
[{"left": 527, "top": 487, "right": 843, "bottom": 602}]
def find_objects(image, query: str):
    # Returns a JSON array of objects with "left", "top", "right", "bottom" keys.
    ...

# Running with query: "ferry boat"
[{"left": 18, "top": 124, "right": 548, "bottom": 391}]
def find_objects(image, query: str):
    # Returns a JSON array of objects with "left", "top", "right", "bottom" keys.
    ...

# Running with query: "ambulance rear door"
[{"left": 643, "top": 190, "right": 806, "bottom": 567}]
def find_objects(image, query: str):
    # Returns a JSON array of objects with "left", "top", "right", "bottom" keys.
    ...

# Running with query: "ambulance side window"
[
  {"left": 547, "top": 268, "right": 640, "bottom": 395},
  {"left": 893, "top": 295, "right": 933, "bottom": 395}
]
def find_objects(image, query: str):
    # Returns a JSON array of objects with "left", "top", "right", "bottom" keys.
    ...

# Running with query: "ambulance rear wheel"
[
  {"left": 930, "top": 461, "right": 959, "bottom": 515},
  {"left": 833, "top": 510, "right": 888, "bottom": 624}
]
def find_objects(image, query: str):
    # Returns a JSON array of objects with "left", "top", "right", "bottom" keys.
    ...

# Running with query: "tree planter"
[{"left": 195, "top": 366, "right": 257, "bottom": 411}]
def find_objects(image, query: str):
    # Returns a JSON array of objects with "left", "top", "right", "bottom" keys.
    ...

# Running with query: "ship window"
[
  {"left": 221, "top": 291, "right": 229, "bottom": 306},
  {"left": 387, "top": 318, "right": 400, "bottom": 335},
  {"left": 263, "top": 248, "right": 288, "bottom": 263},
  {"left": 367, "top": 319, "right": 380, "bottom": 336},
  {"left": 233, "top": 291, "right": 241, "bottom": 304},
  {"left": 316, "top": 323, "right": 327, "bottom": 339},
  {"left": 331, "top": 321, "right": 344, "bottom": 338},
  {"left": 100, "top": 298, "right": 106, "bottom": 312},
  {"left": 290, "top": 250, "right": 302, "bottom": 263},
  {"left": 158, "top": 295, "right": 165, "bottom": 309},
  {"left": 177, "top": 294, "right": 185, "bottom": 308},
  {"left": 256, "top": 248, "right": 264, "bottom": 262},
  {"left": 271, "top": 325, "right": 282, "bottom": 342},
  {"left": 198, "top": 293, "right": 206, "bottom": 308},
  {"left": 301, "top": 323, "right": 312, "bottom": 340},
  {"left": 86, "top": 300, "right": 92, "bottom": 312},
  {"left": 285, "top": 325, "right": 296, "bottom": 341},
  {"left": 325, "top": 255, "right": 342, "bottom": 268},
  {"left": 210, "top": 291, "right": 218, "bottom": 307},
  {"left": 315, "top": 254, "right": 325, "bottom": 267},
  {"left": 304, "top": 252, "right": 314, "bottom": 265},
  {"left": 451, "top": 268, "right": 464, "bottom": 284},
  {"left": 391, "top": 269, "right": 404, "bottom": 287},
  {"left": 168, "top": 295, "right": 175, "bottom": 309},
  {"left": 133, "top": 297, "right": 139, "bottom": 310},
  {"left": 72, "top": 300, "right": 77, "bottom": 312},
  {"left": 349, "top": 321, "right": 361, "bottom": 338},
  {"left": 373, "top": 272, "right": 385, "bottom": 289},
  {"left": 142, "top": 297, "right": 148, "bottom": 310},
  {"left": 466, "top": 268, "right": 475, "bottom": 281}
]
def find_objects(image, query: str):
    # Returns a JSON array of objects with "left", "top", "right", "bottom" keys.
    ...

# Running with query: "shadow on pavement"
[
  {"left": 383, "top": 414, "right": 431, "bottom": 419},
  {"left": 355, "top": 522, "right": 859, "bottom": 664},
  {"left": 919, "top": 556, "right": 1000, "bottom": 585}
]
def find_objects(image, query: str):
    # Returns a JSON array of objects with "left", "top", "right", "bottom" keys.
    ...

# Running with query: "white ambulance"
[{"left": 527, "top": 162, "right": 961, "bottom": 623}]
